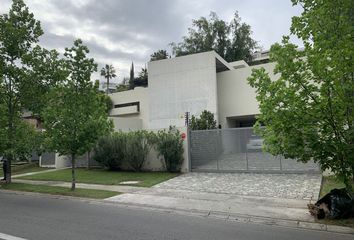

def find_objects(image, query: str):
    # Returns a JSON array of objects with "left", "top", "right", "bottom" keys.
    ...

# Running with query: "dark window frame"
[{"left": 114, "top": 101, "right": 140, "bottom": 112}]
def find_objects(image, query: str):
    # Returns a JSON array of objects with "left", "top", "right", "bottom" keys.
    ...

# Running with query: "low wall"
[{"left": 45, "top": 127, "right": 190, "bottom": 172}]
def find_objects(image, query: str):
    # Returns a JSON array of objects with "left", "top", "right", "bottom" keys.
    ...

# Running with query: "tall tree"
[
  {"left": 190, "top": 110, "right": 217, "bottom": 130},
  {"left": 150, "top": 50, "right": 169, "bottom": 61},
  {"left": 134, "top": 65, "right": 148, "bottom": 87},
  {"left": 171, "top": 12, "right": 258, "bottom": 62},
  {"left": 0, "top": 0, "right": 47, "bottom": 183},
  {"left": 248, "top": 0, "right": 354, "bottom": 190},
  {"left": 100, "top": 64, "right": 116, "bottom": 95},
  {"left": 43, "top": 39, "right": 112, "bottom": 190},
  {"left": 225, "top": 12, "right": 258, "bottom": 63},
  {"left": 129, "top": 62, "right": 135, "bottom": 90}
]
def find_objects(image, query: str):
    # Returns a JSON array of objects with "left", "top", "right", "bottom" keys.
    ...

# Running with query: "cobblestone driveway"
[{"left": 154, "top": 173, "right": 322, "bottom": 200}]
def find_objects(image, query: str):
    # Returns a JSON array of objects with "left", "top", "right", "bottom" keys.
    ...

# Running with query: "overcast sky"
[{"left": 0, "top": 0, "right": 303, "bottom": 83}]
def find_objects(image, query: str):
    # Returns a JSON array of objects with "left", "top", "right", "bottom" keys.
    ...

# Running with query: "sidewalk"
[
  {"left": 13, "top": 179, "right": 145, "bottom": 193},
  {"left": 12, "top": 168, "right": 67, "bottom": 178}
]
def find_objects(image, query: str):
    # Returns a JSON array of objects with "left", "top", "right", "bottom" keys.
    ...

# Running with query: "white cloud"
[{"left": 0, "top": 0, "right": 304, "bottom": 81}]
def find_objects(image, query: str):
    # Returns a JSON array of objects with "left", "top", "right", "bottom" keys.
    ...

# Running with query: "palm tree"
[{"left": 100, "top": 64, "right": 117, "bottom": 94}]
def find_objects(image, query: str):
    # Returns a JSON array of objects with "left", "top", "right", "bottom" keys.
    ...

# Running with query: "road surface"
[{"left": 0, "top": 191, "right": 351, "bottom": 240}]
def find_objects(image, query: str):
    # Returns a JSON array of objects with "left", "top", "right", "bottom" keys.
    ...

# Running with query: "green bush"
[
  {"left": 93, "top": 132, "right": 125, "bottom": 170},
  {"left": 155, "top": 126, "right": 184, "bottom": 172},
  {"left": 124, "top": 130, "right": 155, "bottom": 172}
]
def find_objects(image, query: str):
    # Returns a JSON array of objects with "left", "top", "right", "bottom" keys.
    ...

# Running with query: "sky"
[{"left": 0, "top": 0, "right": 303, "bottom": 83}]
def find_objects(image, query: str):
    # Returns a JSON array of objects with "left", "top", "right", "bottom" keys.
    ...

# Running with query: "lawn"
[
  {"left": 0, "top": 183, "right": 119, "bottom": 199},
  {"left": 317, "top": 176, "right": 354, "bottom": 228},
  {"left": 0, "top": 163, "right": 49, "bottom": 178},
  {"left": 19, "top": 168, "right": 179, "bottom": 187},
  {"left": 320, "top": 176, "right": 354, "bottom": 198}
]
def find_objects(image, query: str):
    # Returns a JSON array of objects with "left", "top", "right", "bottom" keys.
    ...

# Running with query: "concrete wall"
[
  {"left": 109, "top": 87, "right": 149, "bottom": 130},
  {"left": 55, "top": 154, "right": 71, "bottom": 169},
  {"left": 110, "top": 117, "right": 142, "bottom": 132},
  {"left": 148, "top": 52, "right": 221, "bottom": 129},
  {"left": 217, "top": 62, "right": 278, "bottom": 128}
]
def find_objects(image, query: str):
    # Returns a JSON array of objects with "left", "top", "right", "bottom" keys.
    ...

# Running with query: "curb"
[
  {"left": 1, "top": 189, "right": 353, "bottom": 235},
  {"left": 101, "top": 200, "right": 354, "bottom": 235}
]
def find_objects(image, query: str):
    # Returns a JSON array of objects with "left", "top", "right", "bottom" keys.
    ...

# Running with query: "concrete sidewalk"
[
  {"left": 13, "top": 179, "right": 145, "bottom": 193},
  {"left": 12, "top": 168, "right": 67, "bottom": 178},
  {"left": 105, "top": 187, "right": 315, "bottom": 222}
]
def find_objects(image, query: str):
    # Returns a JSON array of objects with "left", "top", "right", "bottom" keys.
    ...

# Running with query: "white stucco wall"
[
  {"left": 148, "top": 52, "right": 222, "bottom": 129},
  {"left": 217, "top": 62, "right": 278, "bottom": 128},
  {"left": 109, "top": 87, "right": 149, "bottom": 130}
]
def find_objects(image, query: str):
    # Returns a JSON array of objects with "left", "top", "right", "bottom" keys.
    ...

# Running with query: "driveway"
[
  {"left": 153, "top": 172, "right": 322, "bottom": 200},
  {"left": 106, "top": 172, "right": 323, "bottom": 222}
]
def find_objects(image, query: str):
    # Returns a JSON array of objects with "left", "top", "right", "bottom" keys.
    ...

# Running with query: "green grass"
[
  {"left": 317, "top": 176, "right": 354, "bottom": 228},
  {"left": 0, "top": 163, "right": 49, "bottom": 178},
  {"left": 320, "top": 176, "right": 354, "bottom": 198},
  {"left": 0, "top": 183, "right": 119, "bottom": 199},
  {"left": 19, "top": 168, "right": 179, "bottom": 187}
]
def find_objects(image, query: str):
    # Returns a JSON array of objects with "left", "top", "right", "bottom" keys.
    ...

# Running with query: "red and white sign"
[{"left": 181, "top": 132, "right": 186, "bottom": 140}]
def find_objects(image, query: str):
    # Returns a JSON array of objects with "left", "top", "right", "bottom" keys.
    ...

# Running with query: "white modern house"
[
  {"left": 109, "top": 50, "right": 277, "bottom": 131},
  {"left": 41, "top": 50, "right": 318, "bottom": 173}
]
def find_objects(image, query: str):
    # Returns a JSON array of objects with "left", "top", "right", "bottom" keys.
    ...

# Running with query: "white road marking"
[{"left": 0, "top": 232, "right": 28, "bottom": 240}]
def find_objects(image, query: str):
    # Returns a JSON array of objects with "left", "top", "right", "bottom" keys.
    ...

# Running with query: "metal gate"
[{"left": 189, "top": 127, "right": 319, "bottom": 173}]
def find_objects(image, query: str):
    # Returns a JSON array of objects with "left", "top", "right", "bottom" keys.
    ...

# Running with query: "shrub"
[
  {"left": 155, "top": 126, "right": 184, "bottom": 172},
  {"left": 124, "top": 130, "right": 155, "bottom": 172},
  {"left": 93, "top": 132, "right": 125, "bottom": 170}
]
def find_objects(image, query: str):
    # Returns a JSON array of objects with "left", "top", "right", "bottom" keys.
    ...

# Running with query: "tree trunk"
[
  {"left": 87, "top": 151, "right": 90, "bottom": 170},
  {"left": 71, "top": 153, "right": 76, "bottom": 191},
  {"left": 5, "top": 156, "right": 11, "bottom": 184},
  {"left": 106, "top": 77, "right": 109, "bottom": 95}
]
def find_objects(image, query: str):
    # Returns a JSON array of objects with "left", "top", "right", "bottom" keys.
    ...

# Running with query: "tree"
[
  {"left": 100, "top": 64, "right": 116, "bottom": 95},
  {"left": 129, "top": 62, "right": 135, "bottom": 90},
  {"left": 43, "top": 39, "right": 112, "bottom": 190},
  {"left": 135, "top": 65, "right": 148, "bottom": 87},
  {"left": 190, "top": 110, "right": 217, "bottom": 130},
  {"left": 248, "top": 0, "right": 354, "bottom": 190},
  {"left": 0, "top": 0, "right": 48, "bottom": 183},
  {"left": 150, "top": 50, "right": 169, "bottom": 61},
  {"left": 171, "top": 12, "right": 258, "bottom": 62}
]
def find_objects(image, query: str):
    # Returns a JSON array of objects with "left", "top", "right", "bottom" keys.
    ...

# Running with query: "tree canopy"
[
  {"left": 248, "top": 0, "right": 354, "bottom": 189},
  {"left": 190, "top": 110, "right": 217, "bottom": 130},
  {"left": 171, "top": 12, "right": 258, "bottom": 62},
  {"left": 43, "top": 39, "right": 112, "bottom": 190},
  {"left": 150, "top": 50, "right": 169, "bottom": 61},
  {"left": 0, "top": 0, "right": 56, "bottom": 182}
]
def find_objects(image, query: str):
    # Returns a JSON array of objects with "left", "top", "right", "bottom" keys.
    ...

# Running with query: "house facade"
[{"left": 109, "top": 51, "right": 277, "bottom": 131}]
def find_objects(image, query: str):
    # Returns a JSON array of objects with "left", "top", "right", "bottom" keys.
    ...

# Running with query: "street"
[{"left": 0, "top": 191, "right": 351, "bottom": 240}]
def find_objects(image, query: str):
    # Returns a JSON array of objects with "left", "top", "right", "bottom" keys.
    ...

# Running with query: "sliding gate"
[{"left": 189, "top": 127, "right": 319, "bottom": 173}]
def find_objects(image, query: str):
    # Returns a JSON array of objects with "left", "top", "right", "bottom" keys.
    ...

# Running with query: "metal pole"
[
  {"left": 246, "top": 150, "right": 249, "bottom": 171},
  {"left": 187, "top": 127, "right": 192, "bottom": 172}
]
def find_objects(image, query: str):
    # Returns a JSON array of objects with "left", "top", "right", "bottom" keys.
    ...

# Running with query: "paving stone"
[{"left": 154, "top": 172, "right": 322, "bottom": 200}]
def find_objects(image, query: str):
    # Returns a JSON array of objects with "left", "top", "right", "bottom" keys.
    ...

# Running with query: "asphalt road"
[{"left": 0, "top": 191, "right": 351, "bottom": 240}]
